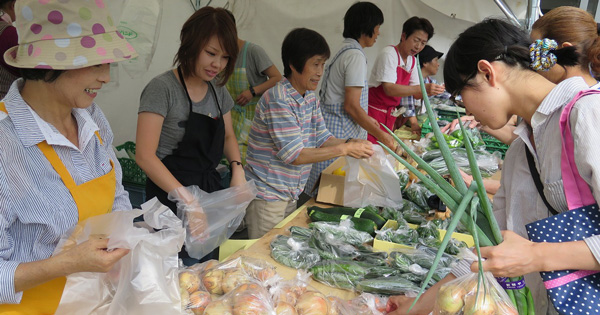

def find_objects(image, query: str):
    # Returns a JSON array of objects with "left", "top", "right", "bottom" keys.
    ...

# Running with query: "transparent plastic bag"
[
  {"left": 202, "top": 280, "right": 276, "bottom": 315},
  {"left": 404, "top": 181, "right": 436, "bottom": 210},
  {"left": 308, "top": 219, "right": 374, "bottom": 245},
  {"left": 270, "top": 235, "right": 321, "bottom": 269},
  {"left": 350, "top": 293, "right": 389, "bottom": 315},
  {"left": 343, "top": 145, "right": 403, "bottom": 208},
  {"left": 309, "top": 259, "right": 368, "bottom": 290},
  {"left": 433, "top": 250, "right": 518, "bottom": 314},
  {"left": 425, "top": 148, "right": 499, "bottom": 177},
  {"left": 169, "top": 180, "right": 257, "bottom": 259},
  {"left": 178, "top": 260, "right": 220, "bottom": 314},
  {"left": 269, "top": 271, "right": 331, "bottom": 314},
  {"left": 197, "top": 256, "right": 277, "bottom": 296},
  {"left": 308, "top": 228, "right": 361, "bottom": 260},
  {"left": 54, "top": 198, "right": 185, "bottom": 315}
]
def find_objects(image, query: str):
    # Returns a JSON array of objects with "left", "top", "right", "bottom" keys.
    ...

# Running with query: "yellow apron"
[{"left": 0, "top": 103, "right": 116, "bottom": 315}]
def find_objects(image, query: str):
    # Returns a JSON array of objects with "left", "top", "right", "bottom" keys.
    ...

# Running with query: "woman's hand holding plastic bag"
[
  {"left": 54, "top": 199, "right": 186, "bottom": 315},
  {"left": 169, "top": 186, "right": 210, "bottom": 242},
  {"left": 170, "top": 180, "right": 258, "bottom": 260},
  {"left": 52, "top": 235, "right": 130, "bottom": 274}
]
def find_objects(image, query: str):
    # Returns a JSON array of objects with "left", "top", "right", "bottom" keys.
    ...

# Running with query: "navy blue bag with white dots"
[{"left": 525, "top": 90, "right": 600, "bottom": 315}]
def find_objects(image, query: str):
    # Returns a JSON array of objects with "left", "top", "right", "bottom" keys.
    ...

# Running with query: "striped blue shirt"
[
  {"left": 0, "top": 80, "right": 131, "bottom": 303},
  {"left": 245, "top": 78, "right": 333, "bottom": 201}
]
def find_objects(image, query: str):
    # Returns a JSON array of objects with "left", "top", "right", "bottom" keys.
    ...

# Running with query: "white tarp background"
[{"left": 97, "top": 0, "right": 529, "bottom": 146}]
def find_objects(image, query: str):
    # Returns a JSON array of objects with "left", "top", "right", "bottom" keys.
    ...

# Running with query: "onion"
[
  {"left": 295, "top": 291, "right": 329, "bottom": 315},
  {"left": 202, "top": 269, "right": 225, "bottom": 295},
  {"left": 189, "top": 291, "right": 211, "bottom": 315},
  {"left": 222, "top": 269, "right": 251, "bottom": 294},
  {"left": 232, "top": 293, "right": 270, "bottom": 315},
  {"left": 179, "top": 271, "right": 200, "bottom": 294},
  {"left": 463, "top": 293, "right": 497, "bottom": 315},
  {"left": 204, "top": 300, "right": 233, "bottom": 315},
  {"left": 436, "top": 284, "right": 467, "bottom": 314},
  {"left": 276, "top": 301, "right": 298, "bottom": 315}
]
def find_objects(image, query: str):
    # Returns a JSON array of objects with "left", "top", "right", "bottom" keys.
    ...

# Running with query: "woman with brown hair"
[
  {"left": 531, "top": 6, "right": 600, "bottom": 86},
  {"left": 136, "top": 6, "right": 244, "bottom": 264}
]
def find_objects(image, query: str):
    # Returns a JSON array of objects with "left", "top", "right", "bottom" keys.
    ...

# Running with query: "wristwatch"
[{"left": 249, "top": 86, "right": 256, "bottom": 97}]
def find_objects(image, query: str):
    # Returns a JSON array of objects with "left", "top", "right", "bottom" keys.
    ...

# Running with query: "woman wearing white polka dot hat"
[{"left": 0, "top": 0, "right": 137, "bottom": 313}]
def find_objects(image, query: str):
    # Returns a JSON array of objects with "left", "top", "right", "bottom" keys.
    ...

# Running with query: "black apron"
[{"left": 145, "top": 67, "right": 225, "bottom": 262}]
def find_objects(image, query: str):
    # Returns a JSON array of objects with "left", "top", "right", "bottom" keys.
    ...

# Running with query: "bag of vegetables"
[
  {"left": 433, "top": 268, "right": 517, "bottom": 314},
  {"left": 270, "top": 235, "right": 321, "bottom": 269},
  {"left": 269, "top": 271, "right": 332, "bottom": 315}
]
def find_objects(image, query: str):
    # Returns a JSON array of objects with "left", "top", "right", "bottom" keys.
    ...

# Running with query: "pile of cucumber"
[{"left": 270, "top": 215, "right": 456, "bottom": 295}]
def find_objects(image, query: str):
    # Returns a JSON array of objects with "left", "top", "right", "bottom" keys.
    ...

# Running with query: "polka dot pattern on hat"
[
  {"left": 47, "top": 10, "right": 63, "bottom": 24},
  {"left": 6, "top": 0, "right": 138, "bottom": 69},
  {"left": 526, "top": 204, "right": 600, "bottom": 314}
]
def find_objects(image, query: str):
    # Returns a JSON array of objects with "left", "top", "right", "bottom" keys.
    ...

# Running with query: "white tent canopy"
[{"left": 98, "top": 0, "right": 532, "bottom": 146}]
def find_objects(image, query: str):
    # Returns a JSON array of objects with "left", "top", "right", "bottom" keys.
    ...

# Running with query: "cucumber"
[
  {"left": 356, "top": 276, "right": 421, "bottom": 295},
  {"left": 308, "top": 209, "right": 376, "bottom": 235},
  {"left": 289, "top": 226, "right": 312, "bottom": 240},
  {"left": 307, "top": 206, "right": 387, "bottom": 229}
]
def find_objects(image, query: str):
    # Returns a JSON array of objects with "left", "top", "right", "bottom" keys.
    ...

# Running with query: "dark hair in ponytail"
[{"left": 444, "top": 19, "right": 579, "bottom": 96}]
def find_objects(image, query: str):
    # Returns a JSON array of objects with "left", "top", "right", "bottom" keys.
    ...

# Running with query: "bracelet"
[
  {"left": 229, "top": 160, "right": 242, "bottom": 168},
  {"left": 345, "top": 138, "right": 353, "bottom": 143},
  {"left": 249, "top": 86, "right": 256, "bottom": 97}
]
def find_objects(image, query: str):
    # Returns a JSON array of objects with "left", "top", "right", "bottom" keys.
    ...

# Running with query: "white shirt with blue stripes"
[{"left": 0, "top": 80, "right": 131, "bottom": 304}]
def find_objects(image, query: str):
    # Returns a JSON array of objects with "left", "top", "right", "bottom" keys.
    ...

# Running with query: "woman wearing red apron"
[
  {"left": 136, "top": 7, "right": 246, "bottom": 265},
  {"left": 367, "top": 16, "right": 444, "bottom": 143},
  {"left": 0, "top": 0, "right": 136, "bottom": 312}
]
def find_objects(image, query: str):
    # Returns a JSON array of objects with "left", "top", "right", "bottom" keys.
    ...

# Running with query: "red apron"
[{"left": 367, "top": 46, "right": 415, "bottom": 143}]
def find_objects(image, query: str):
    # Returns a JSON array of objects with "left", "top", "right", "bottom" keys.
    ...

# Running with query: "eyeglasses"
[
  {"left": 450, "top": 94, "right": 464, "bottom": 108},
  {"left": 449, "top": 70, "right": 477, "bottom": 108}
]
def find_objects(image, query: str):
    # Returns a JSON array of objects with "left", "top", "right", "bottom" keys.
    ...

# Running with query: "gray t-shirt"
[
  {"left": 139, "top": 70, "right": 234, "bottom": 159},
  {"left": 236, "top": 42, "right": 274, "bottom": 87},
  {"left": 321, "top": 38, "right": 368, "bottom": 105}
]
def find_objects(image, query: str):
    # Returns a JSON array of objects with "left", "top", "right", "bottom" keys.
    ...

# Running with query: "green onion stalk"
[{"left": 377, "top": 56, "right": 534, "bottom": 314}]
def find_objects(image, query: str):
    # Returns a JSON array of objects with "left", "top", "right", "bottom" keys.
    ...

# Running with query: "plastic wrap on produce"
[
  {"left": 270, "top": 235, "right": 321, "bottom": 269},
  {"left": 433, "top": 250, "right": 518, "bottom": 314},
  {"left": 309, "top": 219, "right": 374, "bottom": 245},
  {"left": 54, "top": 198, "right": 185, "bottom": 315}
]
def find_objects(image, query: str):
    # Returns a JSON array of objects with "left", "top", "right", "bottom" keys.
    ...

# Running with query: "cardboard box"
[
  {"left": 373, "top": 220, "right": 475, "bottom": 253},
  {"left": 315, "top": 157, "right": 346, "bottom": 206}
]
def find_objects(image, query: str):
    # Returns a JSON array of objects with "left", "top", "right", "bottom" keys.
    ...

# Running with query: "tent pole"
[
  {"left": 525, "top": 0, "right": 541, "bottom": 31},
  {"left": 492, "top": 0, "right": 521, "bottom": 27}
]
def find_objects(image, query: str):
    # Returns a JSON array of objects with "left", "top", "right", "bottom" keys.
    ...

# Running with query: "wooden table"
[
  {"left": 226, "top": 171, "right": 503, "bottom": 300},
  {"left": 227, "top": 198, "right": 358, "bottom": 300}
]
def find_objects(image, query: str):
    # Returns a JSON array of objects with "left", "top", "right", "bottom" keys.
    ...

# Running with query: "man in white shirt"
[{"left": 367, "top": 16, "right": 445, "bottom": 140}]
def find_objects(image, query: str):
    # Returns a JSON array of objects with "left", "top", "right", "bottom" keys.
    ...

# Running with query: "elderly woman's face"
[{"left": 54, "top": 64, "right": 110, "bottom": 109}]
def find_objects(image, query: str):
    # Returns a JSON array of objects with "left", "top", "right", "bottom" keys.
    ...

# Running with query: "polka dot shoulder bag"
[{"left": 526, "top": 89, "right": 600, "bottom": 315}]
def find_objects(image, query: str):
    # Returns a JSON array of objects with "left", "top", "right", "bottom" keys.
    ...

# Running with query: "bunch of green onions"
[{"left": 377, "top": 57, "right": 535, "bottom": 314}]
